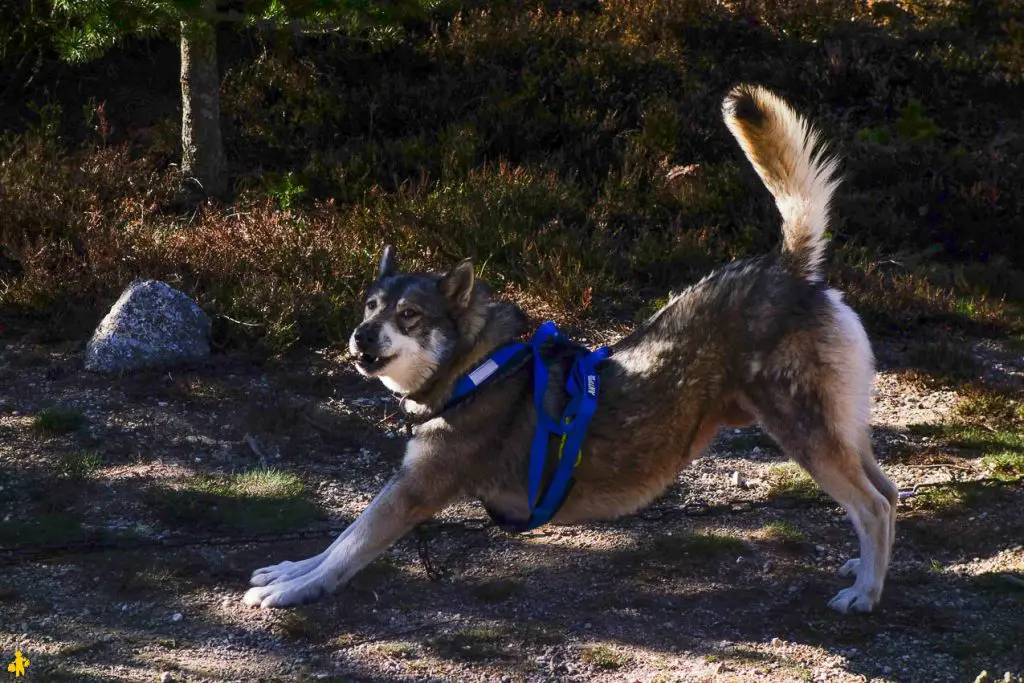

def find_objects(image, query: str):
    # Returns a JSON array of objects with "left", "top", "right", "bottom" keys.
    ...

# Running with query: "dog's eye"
[
  {"left": 399, "top": 308, "right": 419, "bottom": 321},
  {"left": 365, "top": 300, "right": 377, "bottom": 313}
]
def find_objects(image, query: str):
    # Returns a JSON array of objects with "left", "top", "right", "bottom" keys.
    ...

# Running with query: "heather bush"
[{"left": 0, "top": 0, "right": 1022, "bottom": 350}]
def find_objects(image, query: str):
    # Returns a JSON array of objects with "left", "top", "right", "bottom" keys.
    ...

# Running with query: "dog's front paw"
[
  {"left": 827, "top": 585, "right": 877, "bottom": 614},
  {"left": 243, "top": 572, "right": 334, "bottom": 609},
  {"left": 837, "top": 558, "right": 861, "bottom": 578},
  {"left": 250, "top": 557, "right": 323, "bottom": 587}
]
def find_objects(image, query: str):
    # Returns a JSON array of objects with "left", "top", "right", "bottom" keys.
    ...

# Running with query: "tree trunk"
[{"left": 180, "top": 1, "right": 227, "bottom": 197}]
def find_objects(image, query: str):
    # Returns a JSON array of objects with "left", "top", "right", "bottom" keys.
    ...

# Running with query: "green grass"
[
  {"left": 761, "top": 520, "right": 807, "bottom": 546},
  {"left": 902, "top": 385, "right": 1023, "bottom": 482},
  {"left": 274, "top": 609, "right": 319, "bottom": 641},
  {"left": 56, "top": 450, "right": 104, "bottom": 479},
  {"left": 983, "top": 452, "right": 1024, "bottom": 482},
  {"left": 144, "top": 469, "right": 323, "bottom": 533},
  {"left": 425, "top": 625, "right": 512, "bottom": 662},
  {"left": 905, "top": 339, "right": 981, "bottom": 384},
  {"left": 912, "top": 484, "right": 973, "bottom": 511},
  {"left": 643, "top": 531, "right": 745, "bottom": 564},
  {"left": 580, "top": 644, "right": 633, "bottom": 670},
  {"left": 32, "top": 407, "right": 85, "bottom": 435},
  {"left": 908, "top": 423, "right": 1024, "bottom": 460},
  {"left": 472, "top": 579, "right": 522, "bottom": 604},
  {"left": 374, "top": 642, "right": 419, "bottom": 659},
  {"left": 766, "top": 463, "right": 822, "bottom": 501},
  {"left": 0, "top": 512, "right": 84, "bottom": 546}
]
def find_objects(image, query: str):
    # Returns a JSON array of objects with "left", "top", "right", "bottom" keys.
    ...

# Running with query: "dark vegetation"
[{"left": 1, "top": 0, "right": 1023, "bottom": 353}]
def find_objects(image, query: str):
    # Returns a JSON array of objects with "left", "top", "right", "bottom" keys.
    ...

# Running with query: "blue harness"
[{"left": 444, "top": 321, "right": 610, "bottom": 532}]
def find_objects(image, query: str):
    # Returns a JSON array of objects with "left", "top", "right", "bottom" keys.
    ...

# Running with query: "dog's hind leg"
[
  {"left": 837, "top": 446, "right": 898, "bottom": 582},
  {"left": 749, "top": 291, "right": 897, "bottom": 613},
  {"left": 244, "top": 440, "right": 459, "bottom": 608},
  {"left": 755, "top": 401, "right": 894, "bottom": 614}
]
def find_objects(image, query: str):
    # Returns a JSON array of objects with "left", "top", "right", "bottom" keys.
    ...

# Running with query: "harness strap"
[
  {"left": 447, "top": 342, "right": 532, "bottom": 408},
  {"left": 442, "top": 321, "right": 610, "bottom": 533},
  {"left": 526, "top": 344, "right": 609, "bottom": 529}
]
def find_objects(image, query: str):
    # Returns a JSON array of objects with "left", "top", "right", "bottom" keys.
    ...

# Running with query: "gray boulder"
[{"left": 85, "top": 279, "right": 211, "bottom": 373}]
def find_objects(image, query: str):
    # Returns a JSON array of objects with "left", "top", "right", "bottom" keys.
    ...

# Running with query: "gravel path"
[{"left": 0, "top": 336, "right": 1021, "bottom": 683}]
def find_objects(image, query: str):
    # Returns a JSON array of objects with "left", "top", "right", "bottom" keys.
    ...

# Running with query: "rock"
[
  {"left": 160, "top": 672, "right": 175, "bottom": 683},
  {"left": 171, "top": 612, "right": 184, "bottom": 622},
  {"left": 85, "top": 279, "right": 211, "bottom": 374},
  {"left": 730, "top": 471, "right": 746, "bottom": 488}
]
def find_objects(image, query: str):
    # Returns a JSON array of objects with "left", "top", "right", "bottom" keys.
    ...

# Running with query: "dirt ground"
[{"left": 0, "top": 329, "right": 1021, "bottom": 683}]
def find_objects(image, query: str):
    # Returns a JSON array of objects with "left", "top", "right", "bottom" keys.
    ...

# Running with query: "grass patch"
[
  {"left": 909, "top": 483, "right": 981, "bottom": 512},
  {"left": 680, "top": 531, "right": 745, "bottom": 556},
  {"left": 274, "top": 609, "right": 319, "bottom": 641},
  {"left": 580, "top": 643, "right": 633, "bottom": 670},
  {"left": 32, "top": 407, "right": 85, "bottom": 435},
  {"left": 643, "top": 531, "right": 745, "bottom": 564},
  {"left": 982, "top": 452, "right": 1024, "bottom": 482},
  {"left": 970, "top": 572, "right": 1024, "bottom": 595},
  {"left": 56, "top": 640, "right": 105, "bottom": 657},
  {"left": 904, "top": 385, "right": 1023, "bottom": 481},
  {"left": 472, "top": 579, "right": 522, "bottom": 604},
  {"left": 905, "top": 339, "right": 981, "bottom": 384},
  {"left": 145, "top": 469, "right": 323, "bottom": 533},
  {"left": 766, "top": 463, "right": 821, "bottom": 501},
  {"left": 908, "top": 423, "right": 1024, "bottom": 458},
  {"left": 955, "top": 386, "right": 1024, "bottom": 432},
  {"left": 374, "top": 642, "right": 419, "bottom": 659},
  {"left": 0, "top": 513, "right": 84, "bottom": 546},
  {"left": 56, "top": 450, "right": 104, "bottom": 479},
  {"left": 761, "top": 520, "right": 807, "bottom": 546},
  {"left": 425, "top": 625, "right": 512, "bottom": 662}
]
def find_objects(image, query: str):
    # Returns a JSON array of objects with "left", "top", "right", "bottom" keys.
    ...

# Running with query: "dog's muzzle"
[{"left": 351, "top": 324, "right": 393, "bottom": 374}]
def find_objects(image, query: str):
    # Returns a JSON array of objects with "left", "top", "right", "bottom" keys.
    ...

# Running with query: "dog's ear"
[
  {"left": 377, "top": 245, "right": 397, "bottom": 279},
  {"left": 438, "top": 258, "right": 475, "bottom": 310}
]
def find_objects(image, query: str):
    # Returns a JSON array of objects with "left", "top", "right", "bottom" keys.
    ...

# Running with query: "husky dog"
[{"left": 244, "top": 85, "right": 898, "bottom": 614}]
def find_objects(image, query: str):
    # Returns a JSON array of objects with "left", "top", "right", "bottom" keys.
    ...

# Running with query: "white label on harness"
[{"left": 468, "top": 359, "right": 500, "bottom": 386}]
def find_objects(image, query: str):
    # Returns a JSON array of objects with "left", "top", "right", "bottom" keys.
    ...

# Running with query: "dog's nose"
[{"left": 354, "top": 325, "right": 378, "bottom": 349}]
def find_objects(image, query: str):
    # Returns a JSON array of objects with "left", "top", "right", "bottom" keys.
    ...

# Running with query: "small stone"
[
  {"left": 763, "top": 560, "right": 775, "bottom": 573},
  {"left": 160, "top": 672, "right": 174, "bottom": 683},
  {"left": 736, "top": 556, "right": 745, "bottom": 564},
  {"left": 972, "top": 672, "right": 989, "bottom": 683},
  {"left": 771, "top": 637, "right": 783, "bottom": 647},
  {"left": 730, "top": 471, "right": 746, "bottom": 488},
  {"left": 171, "top": 612, "right": 183, "bottom": 622}
]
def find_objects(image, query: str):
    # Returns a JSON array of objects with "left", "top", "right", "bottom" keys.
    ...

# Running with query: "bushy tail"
[{"left": 722, "top": 84, "right": 840, "bottom": 282}]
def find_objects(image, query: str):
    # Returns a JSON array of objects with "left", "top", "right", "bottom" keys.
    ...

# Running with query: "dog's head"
[{"left": 349, "top": 246, "right": 481, "bottom": 395}]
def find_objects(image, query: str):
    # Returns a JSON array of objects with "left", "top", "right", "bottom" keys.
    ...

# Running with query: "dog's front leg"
[{"left": 243, "top": 440, "right": 458, "bottom": 608}]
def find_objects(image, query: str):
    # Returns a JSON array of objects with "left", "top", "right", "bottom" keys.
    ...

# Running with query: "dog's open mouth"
[{"left": 355, "top": 353, "right": 394, "bottom": 374}]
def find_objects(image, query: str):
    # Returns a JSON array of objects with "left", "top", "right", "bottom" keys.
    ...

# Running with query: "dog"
[{"left": 243, "top": 84, "right": 898, "bottom": 614}]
